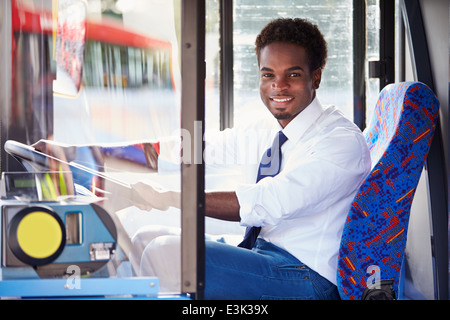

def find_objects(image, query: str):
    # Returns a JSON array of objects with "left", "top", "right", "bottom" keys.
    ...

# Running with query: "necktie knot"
[{"left": 256, "top": 131, "right": 288, "bottom": 182}]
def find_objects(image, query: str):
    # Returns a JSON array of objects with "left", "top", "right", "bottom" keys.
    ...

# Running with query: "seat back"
[{"left": 337, "top": 82, "right": 439, "bottom": 300}]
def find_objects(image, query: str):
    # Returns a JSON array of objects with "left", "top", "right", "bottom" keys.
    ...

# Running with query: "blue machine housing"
[
  {"left": 0, "top": 199, "right": 164, "bottom": 299},
  {"left": 1, "top": 200, "right": 117, "bottom": 279}
]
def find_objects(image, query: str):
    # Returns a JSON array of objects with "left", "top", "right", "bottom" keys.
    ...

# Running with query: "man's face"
[{"left": 259, "top": 41, "right": 322, "bottom": 128}]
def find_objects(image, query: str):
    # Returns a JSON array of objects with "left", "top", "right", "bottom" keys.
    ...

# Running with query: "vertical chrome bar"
[
  {"left": 180, "top": 0, "right": 205, "bottom": 299},
  {"left": 0, "top": 0, "right": 12, "bottom": 173},
  {"left": 219, "top": 0, "right": 234, "bottom": 130},
  {"left": 353, "top": 0, "right": 366, "bottom": 130}
]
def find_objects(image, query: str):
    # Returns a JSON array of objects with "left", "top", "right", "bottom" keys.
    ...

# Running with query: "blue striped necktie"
[{"left": 238, "top": 130, "right": 288, "bottom": 249}]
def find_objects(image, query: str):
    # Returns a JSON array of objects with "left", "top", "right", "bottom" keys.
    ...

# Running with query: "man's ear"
[{"left": 312, "top": 68, "right": 322, "bottom": 89}]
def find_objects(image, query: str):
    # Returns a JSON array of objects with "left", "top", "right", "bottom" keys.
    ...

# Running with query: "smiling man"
[
  {"left": 132, "top": 18, "right": 371, "bottom": 300},
  {"left": 259, "top": 43, "right": 321, "bottom": 127}
]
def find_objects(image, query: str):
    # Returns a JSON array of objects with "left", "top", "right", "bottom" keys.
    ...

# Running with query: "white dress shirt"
[
  {"left": 158, "top": 97, "right": 371, "bottom": 285},
  {"left": 235, "top": 97, "right": 371, "bottom": 285}
]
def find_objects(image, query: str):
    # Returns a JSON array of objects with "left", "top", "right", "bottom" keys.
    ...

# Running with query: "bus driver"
[{"left": 131, "top": 18, "right": 371, "bottom": 300}]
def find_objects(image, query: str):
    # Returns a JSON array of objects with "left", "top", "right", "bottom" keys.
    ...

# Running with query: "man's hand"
[
  {"left": 131, "top": 182, "right": 180, "bottom": 211},
  {"left": 143, "top": 142, "right": 159, "bottom": 170}
]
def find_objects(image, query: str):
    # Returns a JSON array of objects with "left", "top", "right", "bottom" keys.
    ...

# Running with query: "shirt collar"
[{"left": 282, "top": 96, "right": 324, "bottom": 144}]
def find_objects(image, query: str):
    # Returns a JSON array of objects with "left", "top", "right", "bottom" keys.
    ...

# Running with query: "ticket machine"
[{"left": 0, "top": 142, "right": 160, "bottom": 299}]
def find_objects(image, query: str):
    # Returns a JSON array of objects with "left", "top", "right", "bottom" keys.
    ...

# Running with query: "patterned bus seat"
[{"left": 337, "top": 81, "right": 439, "bottom": 300}]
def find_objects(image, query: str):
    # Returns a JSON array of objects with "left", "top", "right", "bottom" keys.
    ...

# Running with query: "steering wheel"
[{"left": 4, "top": 140, "right": 50, "bottom": 172}]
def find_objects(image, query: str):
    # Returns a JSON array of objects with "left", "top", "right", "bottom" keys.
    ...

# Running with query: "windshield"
[{"left": 2, "top": 0, "right": 186, "bottom": 297}]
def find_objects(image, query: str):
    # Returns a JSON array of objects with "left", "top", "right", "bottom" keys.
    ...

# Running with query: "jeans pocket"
[{"left": 275, "top": 265, "right": 311, "bottom": 281}]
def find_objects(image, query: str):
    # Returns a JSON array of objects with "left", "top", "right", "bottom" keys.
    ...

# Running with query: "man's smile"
[{"left": 270, "top": 96, "right": 294, "bottom": 103}]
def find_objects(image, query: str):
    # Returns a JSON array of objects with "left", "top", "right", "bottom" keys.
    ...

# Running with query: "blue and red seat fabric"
[{"left": 337, "top": 82, "right": 439, "bottom": 300}]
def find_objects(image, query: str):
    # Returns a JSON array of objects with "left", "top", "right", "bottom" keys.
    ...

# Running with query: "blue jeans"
[{"left": 204, "top": 239, "right": 340, "bottom": 300}]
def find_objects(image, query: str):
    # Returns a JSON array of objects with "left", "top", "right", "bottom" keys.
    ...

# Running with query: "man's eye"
[
  {"left": 261, "top": 73, "right": 273, "bottom": 78},
  {"left": 290, "top": 73, "right": 301, "bottom": 77}
]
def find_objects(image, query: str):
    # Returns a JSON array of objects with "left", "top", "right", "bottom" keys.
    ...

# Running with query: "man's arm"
[
  {"left": 205, "top": 191, "right": 241, "bottom": 222},
  {"left": 131, "top": 182, "right": 241, "bottom": 221}
]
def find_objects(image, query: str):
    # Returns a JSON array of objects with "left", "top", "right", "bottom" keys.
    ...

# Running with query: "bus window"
[
  {"left": 205, "top": 0, "right": 220, "bottom": 133},
  {"left": 365, "top": 0, "right": 404, "bottom": 126},
  {"left": 237, "top": 1, "right": 353, "bottom": 127},
  {"left": 53, "top": 2, "right": 180, "bottom": 144},
  {"left": 204, "top": 0, "right": 375, "bottom": 133},
  {"left": 204, "top": 0, "right": 401, "bottom": 133},
  {"left": 235, "top": 0, "right": 352, "bottom": 122},
  {"left": 366, "top": 0, "right": 381, "bottom": 123}
]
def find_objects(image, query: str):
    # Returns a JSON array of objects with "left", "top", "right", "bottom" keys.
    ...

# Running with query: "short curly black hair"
[{"left": 255, "top": 18, "right": 328, "bottom": 72}]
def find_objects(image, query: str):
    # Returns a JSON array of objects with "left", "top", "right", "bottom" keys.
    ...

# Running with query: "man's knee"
[
  {"left": 132, "top": 225, "right": 180, "bottom": 248},
  {"left": 145, "top": 235, "right": 181, "bottom": 258},
  {"left": 140, "top": 235, "right": 181, "bottom": 292},
  {"left": 140, "top": 235, "right": 181, "bottom": 283}
]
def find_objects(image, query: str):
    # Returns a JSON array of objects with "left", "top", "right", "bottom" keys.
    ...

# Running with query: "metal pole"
[
  {"left": 353, "top": 0, "right": 366, "bottom": 130},
  {"left": 219, "top": 0, "right": 234, "bottom": 130},
  {"left": 180, "top": 0, "right": 206, "bottom": 300}
]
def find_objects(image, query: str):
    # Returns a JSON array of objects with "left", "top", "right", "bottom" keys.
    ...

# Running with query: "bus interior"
[{"left": 0, "top": 0, "right": 448, "bottom": 300}]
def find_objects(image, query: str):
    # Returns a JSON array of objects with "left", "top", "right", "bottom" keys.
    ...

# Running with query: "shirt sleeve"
[{"left": 236, "top": 127, "right": 371, "bottom": 228}]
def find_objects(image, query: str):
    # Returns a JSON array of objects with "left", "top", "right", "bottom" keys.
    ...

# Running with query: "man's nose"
[{"left": 271, "top": 77, "right": 289, "bottom": 90}]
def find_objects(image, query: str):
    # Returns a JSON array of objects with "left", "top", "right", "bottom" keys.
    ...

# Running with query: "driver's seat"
[{"left": 337, "top": 82, "right": 439, "bottom": 300}]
